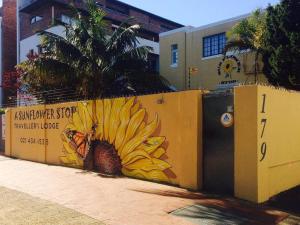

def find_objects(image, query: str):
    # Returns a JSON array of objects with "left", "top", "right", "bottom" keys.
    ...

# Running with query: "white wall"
[
  {"left": 20, "top": 26, "right": 65, "bottom": 62},
  {"left": 20, "top": 25, "right": 159, "bottom": 62}
]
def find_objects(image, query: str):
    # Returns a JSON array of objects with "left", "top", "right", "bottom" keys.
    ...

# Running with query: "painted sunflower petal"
[
  {"left": 131, "top": 102, "right": 140, "bottom": 116},
  {"left": 120, "top": 109, "right": 146, "bottom": 152},
  {"left": 122, "top": 150, "right": 151, "bottom": 166},
  {"left": 152, "top": 158, "right": 171, "bottom": 171},
  {"left": 104, "top": 99, "right": 111, "bottom": 141},
  {"left": 137, "top": 122, "right": 146, "bottom": 133},
  {"left": 122, "top": 168, "right": 146, "bottom": 179},
  {"left": 78, "top": 101, "right": 93, "bottom": 132},
  {"left": 72, "top": 111, "right": 84, "bottom": 132},
  {"left": 61, "top": 147, "right": 77, "bottom": 163},
  {"left": 95, "top": 100, "right": 104, "bottom": 140},
  {"left": 124, "top": 157, "right": 170, "bottom": 172},
  {"left": 152, "top": 147, "right": 166, "bottom": 159},
  {"left": 123, "top": 158, "right": 153, "bottom": 170},
  {"left": 146, "top": 170, "right": 170, "bottom": 182},
  {"left": 115, "top": 97, "right": 135, "bottom": 150},
  {"left": 75, "top": 158, "right": 84, "bottom": 167},
  {"left": 109, "top": 98, "right": 125, "bottom": 144},
  {"left": 60, "top": 156, "right": 71, "bottom": 164},
  {"left": 63, "top": 142, "right": 76, "bottom": 155},
  {"left": 139, "top": 137, "right": 165, "bottom": 155},
  {"left": 120, "top": 115, "right": 158, "bottom": 159},
  {"left": 64, "top": 123, "right": 77, "bottom": 131},
  {"left": 121, "top": 168, "right": 169, "bottom": 182},
  {"left": 84, "top": 101, "right": 94, "bottom": 132}
]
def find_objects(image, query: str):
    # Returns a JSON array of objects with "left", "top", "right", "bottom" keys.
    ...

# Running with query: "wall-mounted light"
[{"left": 157, "top": 95, "right": 164, "bottom": 104}]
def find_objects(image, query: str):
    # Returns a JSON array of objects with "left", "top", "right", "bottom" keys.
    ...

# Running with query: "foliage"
[
  {"left": 225, "top": 9, "right": 267, "bottom": 81},
  {"left": 262, "top": 0, "right": 300, "bottom": 90},
  {"left": 17, "top": 0, "right": 171, "bottom": 102}
]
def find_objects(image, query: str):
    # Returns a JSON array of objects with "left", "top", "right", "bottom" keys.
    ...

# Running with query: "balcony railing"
[{"left": 19, "top": 0, "right": 72, "bottom": 12}]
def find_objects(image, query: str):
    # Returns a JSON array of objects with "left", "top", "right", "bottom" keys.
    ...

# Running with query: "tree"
[
  {"left": 262, "top": 0, "right": 300, "bottom": 90},
  {"left": 17, "top": 0, "right": 171, "bottom": 102},
  {"left": 224, "top": 9, "right": 266, "bottom": 82}
]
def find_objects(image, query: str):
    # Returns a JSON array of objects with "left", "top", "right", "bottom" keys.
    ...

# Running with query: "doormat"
[{"left": 171, "top": 199, "right": 289, "bottom": 225}]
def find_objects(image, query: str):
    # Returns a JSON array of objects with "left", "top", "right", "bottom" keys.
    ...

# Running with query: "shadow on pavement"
[
  {"left": 129, "top": 188, "right": 209, "bottom": 200},
  {"left": 130, "top": 188, "right": 289, "bottom": 224},
  {"left": 267, "top": 185, "right": 300, "bottom": 215}
]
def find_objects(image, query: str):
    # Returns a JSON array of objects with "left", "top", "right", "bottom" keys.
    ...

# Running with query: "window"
[
  {"left": 171, "top": 44, "right": 178, "bottom": 66},
  {"left": 27, "top": 49, "right": 34, "bottom": 58},
  {"left": 37, "top": 45, "right": 46, "bottom": 54},
  {"left": 61, "top": 14, "right": 75, "bottom": 26},
  {"left": 203, "top": 33, "right": 226, "bottom": 57},
  {"left": 30, "top": 16, "right": 43, "bottom": 24}
]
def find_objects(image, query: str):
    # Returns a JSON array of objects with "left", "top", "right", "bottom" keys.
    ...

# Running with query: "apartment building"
[
  {"left": 159, "top": 15, "right": 267, "bottom": 91},
  {"left": 19, "top": 0, "right": 183, "bottom": 72},
  {"left": 1, "top": 0, "right": 18, "bottom": 105}
]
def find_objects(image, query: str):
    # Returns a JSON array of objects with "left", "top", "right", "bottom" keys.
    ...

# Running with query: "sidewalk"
[
  {"left": 0, "top": 156, "right": 298, "bottom": 225},
  {"left": 0, "top": 186, "right": 103, "bottom": 225}
]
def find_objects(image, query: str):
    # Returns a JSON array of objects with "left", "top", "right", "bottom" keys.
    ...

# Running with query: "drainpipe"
[{"left": 184, "top": 31, "right": 187, "bottom": 90}]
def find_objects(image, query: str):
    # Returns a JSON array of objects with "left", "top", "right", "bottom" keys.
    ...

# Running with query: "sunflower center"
[{"left": 93, "top": 141, "right": 122, "bottom": 175}]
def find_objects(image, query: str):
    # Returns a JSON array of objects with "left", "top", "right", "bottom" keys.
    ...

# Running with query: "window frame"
[
  {"left": 202, "top": 32, "right": 226, "bottom": 58},
  {"left": 171, "top": 44, "right": 178, "bottom": 66},
  {"left": 30, "top": 16, "right": 43, "bottom": 24}
]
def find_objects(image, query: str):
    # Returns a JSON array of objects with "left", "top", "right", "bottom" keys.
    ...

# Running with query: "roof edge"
[
  {"left": 188, "top": 13, "right": 250, "bottom": 33},
  {"left": 159, "top": 26, "right": 194, "bottom": 37}
]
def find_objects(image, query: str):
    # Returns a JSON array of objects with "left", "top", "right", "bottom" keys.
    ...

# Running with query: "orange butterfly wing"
[{"left": 64, "top": 129, "right": 89, "bottom": 159}]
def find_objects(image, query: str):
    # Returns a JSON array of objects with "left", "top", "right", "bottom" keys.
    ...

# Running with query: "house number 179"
[{"left": 260, "top": 94, "right": 267, "bottom": 162}]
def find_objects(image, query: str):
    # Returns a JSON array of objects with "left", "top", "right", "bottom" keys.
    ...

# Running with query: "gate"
[{"left": 203, "top": 91, "right": 234, "bottom": 194}]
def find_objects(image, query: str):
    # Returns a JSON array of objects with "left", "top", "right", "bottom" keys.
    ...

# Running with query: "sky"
[
  {"left": 118, "top": 0, "right": 280, "bottom": 26},
  {"left": 0, "top": 0, "right": 280, "bottom": 26}
]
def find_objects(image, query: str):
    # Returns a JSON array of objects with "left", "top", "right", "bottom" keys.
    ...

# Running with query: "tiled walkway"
[{"left": 0, "top": 156, "right": 298, "bottom": 225}]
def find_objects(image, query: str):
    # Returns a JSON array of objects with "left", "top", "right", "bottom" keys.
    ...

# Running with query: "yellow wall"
[
  {"left": 5, "top": 91, "right": 203, "bottom": 190},
  {"left": 159, "top": 30, "right": 188, "bottom": 91},
  {"left": 160, "top": 19, "right": 267, "bottom": 91},
  {"left": 235, "top": 85, "right": 300, "bottom": 203}
]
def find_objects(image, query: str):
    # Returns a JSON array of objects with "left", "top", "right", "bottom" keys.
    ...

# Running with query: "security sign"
[{"left": 220, "top": 113, "right": 234, "bottom": 128}]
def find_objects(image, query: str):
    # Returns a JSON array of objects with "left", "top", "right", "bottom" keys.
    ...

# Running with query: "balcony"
[{"left": 19, "top": 0, "right": 69, "bottom": 13}]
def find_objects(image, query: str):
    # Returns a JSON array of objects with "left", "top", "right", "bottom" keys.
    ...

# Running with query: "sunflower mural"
[
  {"left": 217, "top": 55, "right": 241, "bottom": 79},
  {"left": 60, "top": 97, "right": 174, "bottom": 183},
  {"left": 223, "top": 59, "right": 235, "bottom": 78}
]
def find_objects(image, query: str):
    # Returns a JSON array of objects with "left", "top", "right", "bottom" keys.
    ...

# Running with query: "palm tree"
[
  {"left": 17, "top": 0, "right": 171, "bottom": 102},
  {"left": 224, "top": 9, "right": 266, "bottom": 82}
]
